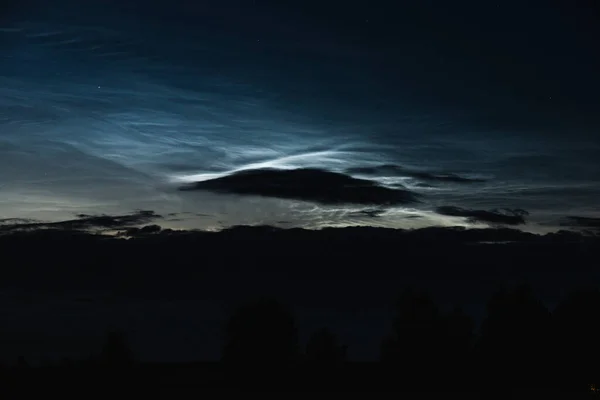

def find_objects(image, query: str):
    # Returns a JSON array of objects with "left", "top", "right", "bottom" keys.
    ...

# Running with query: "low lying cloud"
[
  {"left": 435, "top": 206, "right": 528, "bottom": 226},
  {"left": 349, "top": 208, "right": 387, "bottom": 218},
  {"left": 561, "top": 216, "right": 600, "bottom": 233},
  {"left": 347, "top": 164, "right": 487, "bottom": 184},
  {"left": 117, "top": 224, "right": 163, "bottom": 237},
  {"left": 180, "top": 168, "right": 420, "bottom": 206},
  {"left": 0, "top": 210, "right": 162, "bottom": 234}
]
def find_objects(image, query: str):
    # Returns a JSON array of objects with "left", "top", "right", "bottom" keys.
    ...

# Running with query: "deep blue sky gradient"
[{"left": 1, "top": 1, "right": 599, "bottom": 233}]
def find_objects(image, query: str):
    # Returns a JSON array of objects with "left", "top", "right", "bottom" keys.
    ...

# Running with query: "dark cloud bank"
[
  {"left": 177, "top": 167, "right": 533, "bottom": 227},
  {"left": 179, "top": 168, "right": 420, "bottom": 205},
  {"left": 435, "top": 206, "right": 529, "bottom": 226},
  {"left": 346, "top": 164, "right": 487, "bottom": 184},
  {"left": 0, "top": 210, "right": 161, "bottom": 234},
  {"left": 562, "top": 216, "right": 600, "bottom": 233}
]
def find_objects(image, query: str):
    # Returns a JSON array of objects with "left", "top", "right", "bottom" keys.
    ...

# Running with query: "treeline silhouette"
[
  {"left": 1, "top": 286, "right": 600, "bottom": 395},
  {"left": 0, "top": 225, "right": 599, "bottom": 395}
]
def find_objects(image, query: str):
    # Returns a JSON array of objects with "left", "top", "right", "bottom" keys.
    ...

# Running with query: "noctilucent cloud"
[{"left": 1, "top": 1, "right": 599, "bottom": 233}]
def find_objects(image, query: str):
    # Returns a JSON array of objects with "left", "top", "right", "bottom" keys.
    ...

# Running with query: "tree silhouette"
[
  {"left": 380, "top": 334, "right": 400, "bottom": 363},
  {"left": 16, "top": 355, "right": 29, "bottom": 369},
  {"left": 59, "top": 357, "right": 74, "bottom": 369},
  {"left": 553, "top": 288, "right": 600, "bottom": 390},
  {"left": 305, "top": 327, "right": 346, "bottom": 365},
  {"left": 438, "top": 305, "right": 474, "bottom": 388},
  {"left": 221, "top": 298, "right": 299, "bottom": 367},
  {"left": 380, "top": 288, "right": 445, "bottom": 388},
  {"left": 443, "top": 306, "right": 474, "bottom": 357},
  {"left": 99, "top": 330, "right": 135, "bottom": 369},
  {"left": 477, "top": 284, "right": 551, "bottom": 388}
]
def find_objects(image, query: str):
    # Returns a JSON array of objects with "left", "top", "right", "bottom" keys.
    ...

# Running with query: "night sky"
[
  {"left": 1, "top": 0, "right": 598, "bottom": 233},
  {"left": 0, "top": 1, "right": 599, "bottom": 364}
]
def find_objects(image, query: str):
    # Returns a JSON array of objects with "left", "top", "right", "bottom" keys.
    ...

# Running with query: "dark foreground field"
[
  {"left": 0, "top": 225, "right": 599, "bottom": 396},
  {"left": 2, "top": 362, "right": 600, "bottom": 398}
]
